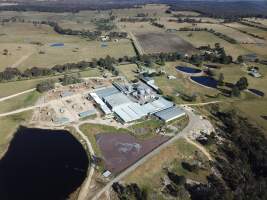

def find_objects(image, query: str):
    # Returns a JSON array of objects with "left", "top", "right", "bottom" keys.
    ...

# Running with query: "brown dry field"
[
  {"left": 96, "top": 133, "right": 169, "bottom": 174},
  {"left": 135, "top": 32, "right": 197, "bottom": 54}
]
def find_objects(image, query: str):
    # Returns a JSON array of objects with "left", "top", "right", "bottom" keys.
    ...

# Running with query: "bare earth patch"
[
  {"left": 135, "top": 32, "right": 197, "bottom": 55},
  {"left": 96, "top": 133, "right": 169, "bottom": 174}
]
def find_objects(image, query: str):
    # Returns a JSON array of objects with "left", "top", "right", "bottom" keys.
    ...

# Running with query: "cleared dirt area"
[
  {"left": 135, "top": 32, "right": 197, "bottom": 54},
  {"left": 96, "top": 133, "right": 169, "bottom": 174}
]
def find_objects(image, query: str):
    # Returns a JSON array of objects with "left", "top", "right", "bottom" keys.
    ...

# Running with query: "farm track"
[
  {"left": 11, "top": 51, "right": 34, "bottom": 68},
  {"left": 0, "top": 88, "right": 35, "bottom": 102}
]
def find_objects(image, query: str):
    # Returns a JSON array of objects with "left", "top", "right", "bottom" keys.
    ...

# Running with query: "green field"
[
  {"left": 116, "top": 63, "right": 139, "bottom": 81},
  {"left": 0, "top": 22, "right": 136, "bottom": 71},
  {"left": 153, "top": 61, "right": 219, "bottom": 103},
  {"left": 0, "top": 91, "right": 40, "bottom": 114},
  {"left": 0, "top": 111, "right": 33, "bottom": 156}
]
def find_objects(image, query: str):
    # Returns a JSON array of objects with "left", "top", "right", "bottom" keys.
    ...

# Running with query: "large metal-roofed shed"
[
  {"left": 89, "top": 92, "right": 112, "bottom": 115},
  {"left": 78, "top": 109, "right": 97, "bottom": 118},
  {"left": 95, "top": 86, "right": 120, "bottom": 99},
  {"left": 155, "top": 107, "right": 186, "bottom": 122},
  {"left": 104, "top": 93, "right": 132, "bottom": 110},
  {"left": 113, "top": 103, "right": 146, "bottom": 123},
  {"left": 141, "top": 98, "right": 174, "bottom": 114}
]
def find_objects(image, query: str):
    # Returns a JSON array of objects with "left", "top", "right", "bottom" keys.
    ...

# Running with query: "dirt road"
[
  {"left": 185, "top": 136, "right": 213, "bottom": 161},
  {"left": 11, "top": 52, "right": 34, "bottom": 68},
  {"left": 74, "top": 125, "right": 96, "bottom": 200},
  {"left": 0, "top": 88, "right": 36, "bottom": 102}
]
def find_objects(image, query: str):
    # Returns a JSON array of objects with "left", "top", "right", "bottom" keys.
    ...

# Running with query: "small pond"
[
  {"left": 176, "top": 66, "right": 202, "bottom": 74},
  {"left": 50, "top": 43, "right": 64, "bottom": 47},
  {"left": 0, "top": 126, "right": 89, "bottom": 200},
  {"left": 190, "top": 76, "right": 218, "bottom": 88},
  {"left": 248, "top": 88, "right": 265, "bottom": 97}
]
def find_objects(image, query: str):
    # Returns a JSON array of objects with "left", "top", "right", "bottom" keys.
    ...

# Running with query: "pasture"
[
  {"left": 154, "top": 61, "right": 219, "bottom": 103},
  {"left": 196, "top": 23, "right": 264, "bottom": 44},
  {"left": 116, "top": 63, "right": 138, "bottom": 81},
  {"left": 176, "top": 31, "right": 251, "bottom": 59},
  {"left": 0, "top": 91, "right": 40, "bottom": 114},
  {"left": 0, "top": 111, "right": 33, "bottom": 157},
  {"left": 226, "top": 22, "right": 267, "bottom": 39},
  {"left": 234, "top": 100, "right": 267, "bottom": 131},
  {"left": 0, "top": 22, "right": 136, "bottom": 71}
]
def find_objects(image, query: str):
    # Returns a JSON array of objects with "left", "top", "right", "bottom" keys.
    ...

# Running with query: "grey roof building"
[
  {"left": 95, "top": 86, "right": 120, "bottom": 99},
  {"left": 104, "top": 93, "right": 132, "bottom": 110},
  {"left": 155, "top": 107, "right": 186, "bottom": 122}
]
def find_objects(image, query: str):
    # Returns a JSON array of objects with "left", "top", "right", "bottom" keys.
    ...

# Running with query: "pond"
[
  {"left": 248, "top": 88, "right": 265, "bottom": 97},
  {"left": 50, "top": 43, "right": 65, "bottom": 47},
  {"left": 190, "top": 76, "right": 218, "bottom": 88},
  {"left": 176, "top": 66, "right": 202, "bottom": 74},
  {"left": 0, "top": 126, "right": 89, "bottom": 200}
]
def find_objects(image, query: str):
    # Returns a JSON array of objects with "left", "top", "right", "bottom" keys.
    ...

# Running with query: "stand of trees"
[
  {"left": 120, "top": 17, "right": 156, "bottom": 23},
  {"left": 112, "top": 182, "right": 147, "bottom": 200},
  {"left": 240, "top": 21, "right": 267, "bottom": 31},
  {"left": 36, "top": 79, "right": 55, "bottom": 93},
  {"left": 151, "top": 21, "right": 165, "bottom": 28},
  {"left": 0, "top": 55, "right": 118, "bottom": 82},
  {"left": 186, "top": 109, "right": 267, "bottom": 200}
]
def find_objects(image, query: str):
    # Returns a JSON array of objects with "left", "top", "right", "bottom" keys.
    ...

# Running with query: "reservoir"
[{"left": 0, "top": 126, "right": 89, "bottom": 200}]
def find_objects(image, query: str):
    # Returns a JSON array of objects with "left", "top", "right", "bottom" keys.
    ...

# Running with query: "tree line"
[
  {"left": 0, "top": 43, "right": 236, "bottom": 83},
  {"left": 179, "top": 27, "right": 237, "bottom": 44}
]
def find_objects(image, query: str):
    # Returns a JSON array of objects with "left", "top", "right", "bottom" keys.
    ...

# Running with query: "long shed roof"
[
  {"left": 114, "top": 103, "right": 146, "bottom": 123},
  {"left": 155, "top": 107, "right": 186, "bottom": 122}
]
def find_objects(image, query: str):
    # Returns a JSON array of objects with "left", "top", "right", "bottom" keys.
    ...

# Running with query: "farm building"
[
  {"left": 95, "top": 86, "right": 120, "bottom": 99},
  {"left": 141, "top": 98, "right": 174, "bottom": 114},
  {"left": 248, "top": 68, "right": 262, "bottom": 78},
  {"left": 89, "top": 83, "right": 177, "bottom": 124},
  {"left": 140, "top": 76, "right": 159, "bottom": 91},
  {"left": 89, "top": 92, "right": 112, "bottom": 115},
  {"left": 78, "top": 109, "right": 97, "bottom": 118},
  {"left": 113, "top": 103, "right": 146, "bottom": 123},
  {"left": 155, "top": 107, "right": 186, "bottom": 122},
  {"left": 104, "top": 93, "right": 132, "bottom": 110},
  {"left": 53, "top": 117, "right": 70, "bottom": 124}
]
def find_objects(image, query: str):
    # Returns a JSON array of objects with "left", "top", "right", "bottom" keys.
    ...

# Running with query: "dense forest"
[{"left": 1, "top": 1, "right": 267, "bottom": 18}]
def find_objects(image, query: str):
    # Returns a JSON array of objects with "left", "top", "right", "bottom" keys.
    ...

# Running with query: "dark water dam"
[{"left": 0, "top": 126, "right": 89, "bottom": 200}]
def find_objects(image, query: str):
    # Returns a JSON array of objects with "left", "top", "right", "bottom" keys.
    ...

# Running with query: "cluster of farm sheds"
[{"left": 33, "top": 76, "right": 186, "bottom": 126}]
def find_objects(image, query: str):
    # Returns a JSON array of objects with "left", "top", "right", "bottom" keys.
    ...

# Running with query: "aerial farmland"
[{"left": 0, "top": 2, "right": 267, "bottom": 200}]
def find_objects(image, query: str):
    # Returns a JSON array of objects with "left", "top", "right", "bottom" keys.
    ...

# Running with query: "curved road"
[{"left": 74, "top": 125, "right": 96, "bottom": 200}]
